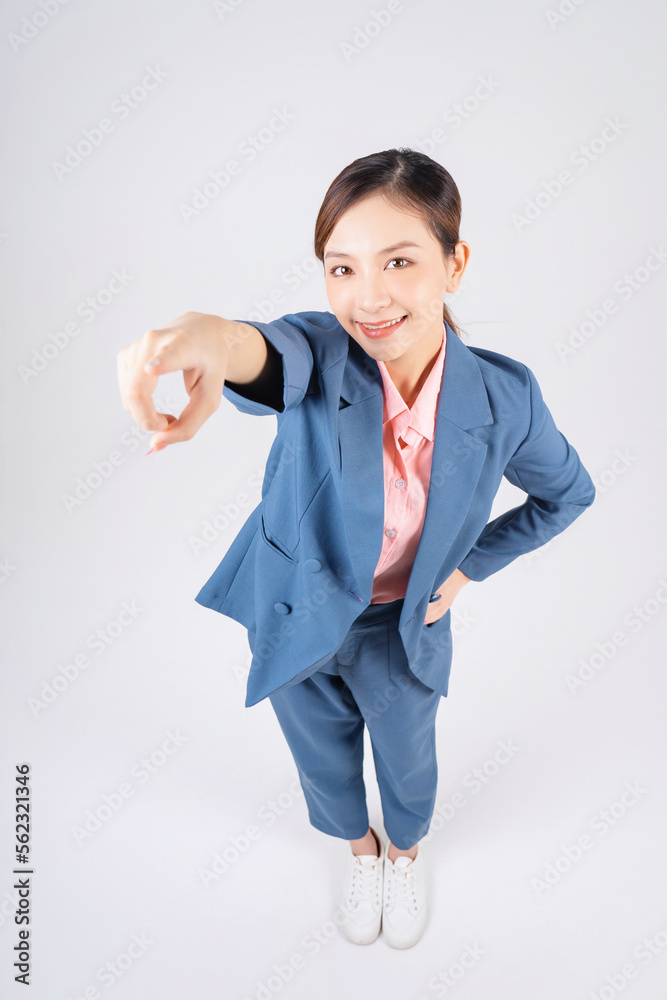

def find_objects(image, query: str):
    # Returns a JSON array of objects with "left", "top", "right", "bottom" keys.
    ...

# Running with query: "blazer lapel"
[
  {"left": 336, "top": 337, "right": 385, "bottom": 602},
  {"left": 336, "top": 322, "right": 494, "bottom": 623},
  {"left": 400, "top": 326, "right": 493, "bottom": 626}
]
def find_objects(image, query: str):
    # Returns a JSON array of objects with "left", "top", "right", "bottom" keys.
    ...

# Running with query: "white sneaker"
[
  {"left": 339, "top": 827, "right": 383, "bottom": 945},
  {"left": 382, "top": 845, "right": 428, "bottom": 949}
]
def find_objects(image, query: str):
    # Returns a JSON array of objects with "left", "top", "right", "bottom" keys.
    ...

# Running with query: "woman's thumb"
[{"left": 146, "top": 414, "right": 178, "bottom": 454}]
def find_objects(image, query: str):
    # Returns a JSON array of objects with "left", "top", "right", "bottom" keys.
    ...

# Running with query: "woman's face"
[{"left": 323, "top": 192, "right": 469, "bottom": 374}]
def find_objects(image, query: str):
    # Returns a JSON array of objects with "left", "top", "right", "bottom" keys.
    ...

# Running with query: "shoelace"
[
  {"left": 385, "top": 861, "right": 417, "bottom": 912},
  {"left": 348, "top": 857, "right": 382, "bottom": 907}
]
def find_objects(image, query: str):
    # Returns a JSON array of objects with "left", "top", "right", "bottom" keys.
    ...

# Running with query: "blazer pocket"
[
  {"left": 260, "top": 511, "right": 297, "bottom": 563},
  {"left": 425, "top": 608, "right": 451, "bottom": 629}
]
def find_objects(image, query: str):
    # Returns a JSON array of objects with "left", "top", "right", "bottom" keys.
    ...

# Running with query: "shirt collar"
[{"left": 377, "top": 321, "right": 447, "bottom": 444}]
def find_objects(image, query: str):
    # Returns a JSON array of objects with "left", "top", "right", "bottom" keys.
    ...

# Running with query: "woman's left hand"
[{"left": 423, "top": 568, "right": 471, "bottom": 625}]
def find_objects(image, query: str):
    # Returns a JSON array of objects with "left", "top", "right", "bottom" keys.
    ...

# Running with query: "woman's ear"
[{"left": 445, "top": 241, "right": 471, "bottom": 293}]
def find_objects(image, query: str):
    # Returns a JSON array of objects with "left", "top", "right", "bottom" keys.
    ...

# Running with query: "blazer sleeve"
[
  {"left": 457, "top": 364, "right": 596, "bottom": 583},
  {"left": 222, "top": 314, "right": 314, "bottom": 417}
]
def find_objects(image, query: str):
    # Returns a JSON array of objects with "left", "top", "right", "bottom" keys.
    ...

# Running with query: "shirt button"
[
  {"left": 395, "top": 478, "right": 406, "bottom": 489},
  {"left": 385, "top": 528, "right": 396, "bottom": 538}
]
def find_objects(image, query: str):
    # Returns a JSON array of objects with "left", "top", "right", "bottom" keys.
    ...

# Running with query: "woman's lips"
[{"left": 356, "top": 315, "right": 407, "bottom": 339}]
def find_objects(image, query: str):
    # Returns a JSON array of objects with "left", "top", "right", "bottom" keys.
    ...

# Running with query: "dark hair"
[{"left": 313, "top": 147, "right": 466, "bottom": 339}]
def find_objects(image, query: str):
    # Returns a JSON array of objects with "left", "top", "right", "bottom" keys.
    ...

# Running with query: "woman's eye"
[{"left": 328, "top": 258, "right": 409, "bottom": 276}]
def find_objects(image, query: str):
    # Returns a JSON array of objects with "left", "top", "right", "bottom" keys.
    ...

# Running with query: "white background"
[{"left": 1, "top": 0, "right": 666, "bottom": 997}]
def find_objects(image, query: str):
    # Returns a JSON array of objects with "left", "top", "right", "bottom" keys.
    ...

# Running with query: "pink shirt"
[{"left": 370, "top": 322, "right": 447, "bottom": 603}]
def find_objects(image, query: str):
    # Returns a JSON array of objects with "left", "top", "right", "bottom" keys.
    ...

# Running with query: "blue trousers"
[{"left": 265, "top": 597, "right": 443, "bottom": 851}]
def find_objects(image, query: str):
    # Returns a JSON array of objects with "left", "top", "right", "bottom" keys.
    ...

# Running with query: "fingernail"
[
  {"left": 146, "top": 358, "right": 160, "bottom": 366},
  {"left": 145, "top": 446, "right": 155, "bottom": 455}
]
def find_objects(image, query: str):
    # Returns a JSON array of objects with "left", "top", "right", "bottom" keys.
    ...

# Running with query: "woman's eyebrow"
[{"left": 324, "top": 241, "right": 422, "bottom": 261}]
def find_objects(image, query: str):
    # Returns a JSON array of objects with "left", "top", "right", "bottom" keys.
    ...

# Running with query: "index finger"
[{"left": 116, "top": 341, "right": 171, "bottom": 432}]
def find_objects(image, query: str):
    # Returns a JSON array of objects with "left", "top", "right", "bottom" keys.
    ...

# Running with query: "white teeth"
[{"left": 359, "top": 316, "right": 406, "bottom": 330}]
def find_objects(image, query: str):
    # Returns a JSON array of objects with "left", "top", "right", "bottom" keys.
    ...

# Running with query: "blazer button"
[
  {"left": 273, "top": 602, "right": 291, "bottom": 615},
  {"left": 304, "top": 559, "right": 322, "bottom": 573}
]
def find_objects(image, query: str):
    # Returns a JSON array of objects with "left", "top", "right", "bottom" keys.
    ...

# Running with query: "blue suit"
[{"left": 194, "top": 311, "right": 596, "bottom": 711}]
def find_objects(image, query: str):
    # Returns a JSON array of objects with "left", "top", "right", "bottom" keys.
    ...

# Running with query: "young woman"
[{"left": 117, "top": 148, "right": 596, "bottom": 950}]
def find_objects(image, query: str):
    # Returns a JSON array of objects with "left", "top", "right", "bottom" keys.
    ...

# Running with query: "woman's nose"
[{"left": 356, "top": 275, "right": 391, "bottom": 314}]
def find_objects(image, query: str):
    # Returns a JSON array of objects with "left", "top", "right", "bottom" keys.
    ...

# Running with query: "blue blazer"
[{"left": 195, "top": 311, "right": 595, "bottom": 707}]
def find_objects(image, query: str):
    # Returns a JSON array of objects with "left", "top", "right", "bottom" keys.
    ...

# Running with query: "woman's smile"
[{"left": 356, "top": 314, "right": 408, "bottom": 339}]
